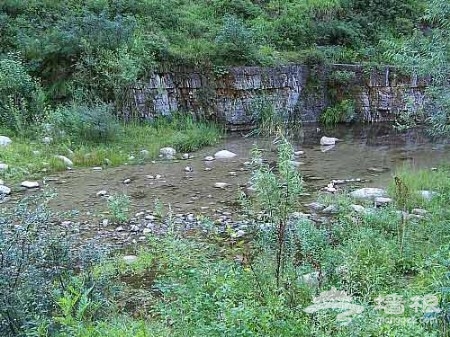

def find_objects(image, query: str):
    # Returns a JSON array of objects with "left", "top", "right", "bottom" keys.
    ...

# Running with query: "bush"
[
  {"left": 0, "top": 195, "right": 110, "bottom": 336},
  {"left": 320, "top": 99, "right": 356, "bottom": 125},
  {"left": 0, "top": 54, "right": 45, "bottom": 135},
  {"left": 46, "top": 103, "right": 121, "bottom": 143}
]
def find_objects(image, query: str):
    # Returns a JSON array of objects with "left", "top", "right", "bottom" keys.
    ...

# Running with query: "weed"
[{"left": 107, "top": 194, "right": 131, "bottom": 224}]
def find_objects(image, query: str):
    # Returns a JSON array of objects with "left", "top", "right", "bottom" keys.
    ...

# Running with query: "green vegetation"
[
  {"left": 3, "top": 138, "right": 450, "bottom": 336},
  {"left": 0, "top": 113, "right": 221, "bottom": 182}
]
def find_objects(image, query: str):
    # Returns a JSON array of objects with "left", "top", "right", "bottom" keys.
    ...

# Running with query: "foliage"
[
  {"left": 320, "top": 99, "right": 355, "bottom": 126},
  {"left": 107, "top": 193, "right": 131, "bottom": 223},
  {"left": 0, "top": 194, "right": 111, "bottom": 336},
  {"left": 384, "top": 0, "right": 450, "bottom": 136},
  {"left": 0, "top": 54, "right": 45, "bottom": 135}
]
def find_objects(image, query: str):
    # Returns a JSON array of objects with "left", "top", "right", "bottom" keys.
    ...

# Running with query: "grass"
[
  {"left": 4, "top": 137, "right": 450, "bottom": 336},
  {"left": 0, "top": 117, "right": 222, "bottom": 183}
]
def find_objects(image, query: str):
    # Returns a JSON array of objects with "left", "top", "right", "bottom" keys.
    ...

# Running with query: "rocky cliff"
[{"left": 127, "top": 64, "right": 427, "bottom": 130}]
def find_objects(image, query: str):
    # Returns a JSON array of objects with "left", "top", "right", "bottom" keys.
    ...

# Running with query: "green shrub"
[
  {"left": 0, "top": 195, "right": 110, "bottom": 336},
  {"left": 320, "top": 99, "right": 356, "bottom": 126},
  {"left": 46, "top": 103, "right": 121, "bottom": 143}
]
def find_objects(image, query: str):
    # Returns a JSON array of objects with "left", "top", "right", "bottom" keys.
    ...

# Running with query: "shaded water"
[{"left": 17, "top": 124, "right": 450, "bottom": 221}]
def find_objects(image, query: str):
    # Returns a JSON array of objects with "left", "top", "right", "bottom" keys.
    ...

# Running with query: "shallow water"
[{"left": 14, "top": 123, "right": 450, "bottom": 221}]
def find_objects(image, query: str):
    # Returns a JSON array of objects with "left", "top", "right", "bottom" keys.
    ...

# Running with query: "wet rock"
[
  {"left": 0, "top": 163, "right": 8, "bottom": 171},
  {"left": 322, "top": 204, "right": 340, "bottom": 214},
  {"left": 294, "top": 150, "right": 304, "bottom": 156},
  {"left": 204, "top": 167, "right": 213, "bottom": 171},
  {"left": 123, "top": 178, "right": 132, "bottom": 184},
  {"left": 96, "top": 190, "right": 107, "bottom": 197},
  {"left": 55, "top": 155, "right": 73, "bottom": 167},
  {"left": 184, "top": 166, "right": 193, "bottom": 172},
  {"left": 350, "top": 188, "right": 388, "bottom": 200},
  {"left": 375, "top": 197, "right": 392, "bottom": 207},
  {"left": 204, "top": 155, "right": 215, "bottom": 161},
  {"left": 160, "top": 147, "right": 176, "bottom": 160},
  {"left": 0, "top": 136, "right": 12, "bottom": 147},
  {"left": 367, "top": 167, "right": 388, "bottom": 173},
  {"left": 214, "top": 150, "right": 236, "bottom": 159},
  {"left": 21, "top": 181, "right": 39, "bottom": 188},
  {"left": 92, "top": 167, "right": 102, "bottom": 171},
  {"left": 289, "top": 160, "right": 304, "bottom": 167},
  {"left": 155, "top": 174, "right": 162, "bottom": 179},
  {"left": 350, "top": 204, "right": 366, "bottom": 214},
  {"left": 320, "top": 136, "right": 339, "bottom": 146},
  {"left": 320, "top": 145, "right": 335, "bottom": 152},
  {"left": 146, "top": 175, "right": 155, "bottom": 179},
  {"left": 182, "top": 153, "right": 190, "bottom": 159},
  {"left": 214, "top": 182, "right": 228, "bottom": 189},
  {"left": 304, "top": 202, "right": 326, "bottom": 212},
  {"left": 123, "top": 255, "right": 138, "bottom": 264},
  {"left": 0, "top": 185, "right": 11, "bottom": 195}
]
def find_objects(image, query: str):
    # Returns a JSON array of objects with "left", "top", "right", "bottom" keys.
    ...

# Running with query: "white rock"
[
  {"left": 182, "top": 153, "right": 189, "bottom": 159},
  {"left": 320, "top": 145, "right": 335, "bottom": 152},
  {"left": 0, "top": 185, "right": 11, "bottom": 194},
  {"left": 418, "top": 190, "right": 438, "bottom": 201},
  {"left": 204, "top": 156, "right": 215, "bottom": 161},
  {"left": 143, "top": 228, "right": 152, "bottom": 235},
  {"left": 123, "top": 178, "right": 131, "bottom": 184},
  {"left": 128, "top": 155, "right": 135, "bottom": 161},
  {"left": 320, "top": 136, "right": 339, "bottom": 146},
  {"left": 140, "top": 149, "right": 149, "bottom": 157},
  {"left": 294, "top": 150, "right": 304, "bottom": 156},
  {"left": 160, "top": 147, "right": 176, "bottom": 160},
  {"left": 289, "top": 160, "right": 304, "bottom": 167},
  {"left": 411, "top": 208, "right": 428, "bottom": 216},
  {"left": 299, "top": 271, "right": 320, "bottom": 286},
  {"left": 350, "top": 204, "right": 366, "bottom": 213},
  {"left": 122, "top": 255, "right": 138, "bottom": 264},
  {"left": 55, "top": 155, "right": 73, "bottom": 167},
  {"left": 0, "top": 163, "right": 8, "bottom": 171},
  {"left": 155, "top": 174, "right": 162, "bottom": 179},
  {"left": 375, "top": 197, "right": 393, "bottom": 207},
  {"left": 322, "top": 204, "right": 340, "bottom": 214},
  {"left": 350, "top": 188, "right": 388, "bottom": 200},
  {"left": 214, "top": 150, "right": 237, "bottom": 159},
  {"left": 214, "top": 182, "right": 229, "bottom": 189},
  {"left": 102, "top": 219, "right": 109, "bottom": 227},
  {"left": 0, "top": 136, "right": 12, "bottom": 147},
  {"left": 184, "top": 166, "right": 193, "bottom": 172},
  {"left": 96, "top": 190, "right": 107, "bottom": 197},
  {"left": 21, "top": 181, "right": 39, "bottom": 188},
  {"left": 42, "top": 136, "right": 53, "bottom": 144},
  {"left": 92, "top": 167, "right": 102, "bottom": 171}
]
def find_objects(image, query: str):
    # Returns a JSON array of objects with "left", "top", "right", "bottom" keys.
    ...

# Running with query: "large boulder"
[
  {"left": 0, "top": 136, "right": 12, "bottom": 147},
  {"left": 0, "top": 185, "right": 11, "bottom": 195},
  {"left": 320, "top": 136, "right": 339, "bottom": 146},
  {"left": 55, "top": 155, "right": 73, "bottom": 167},
  {"left": 160, "top": 147, "right": 176, "bottom": 160},
  {"left": 214, "top": 150, "right": 237, "bottom": 159},
  {"left": 350, "top": 187, "right": 388, "bottom": 200}
]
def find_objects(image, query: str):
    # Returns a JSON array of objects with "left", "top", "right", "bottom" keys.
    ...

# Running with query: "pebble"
[
  {"left": 123, "top": 255, "right": 138, "bottom": 264},
  {"left": 123, "top": 178, "right": 132, "bottom": 184},
  {"left": 96, "top": 190, "right": 107, "bottom": 197},
  {"left": 21, "top": 181, "right": 40, "bottom": 188},
  {"left": 214, "top": 182, "right": 229, "bottom": 189}
]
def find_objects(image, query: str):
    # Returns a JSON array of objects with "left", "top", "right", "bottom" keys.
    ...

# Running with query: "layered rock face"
[{"left": 126, "top": 64, "right": 427, "bottom": 130}]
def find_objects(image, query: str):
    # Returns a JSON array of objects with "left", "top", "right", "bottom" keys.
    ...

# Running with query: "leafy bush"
[
  {"left": 0, "top": 195, "right": 110, "bottom": 336},
  {"left": 0, "top": 54, "right": 45, "bottom": 135},
  {"left": 46, "top": 103, "right": 121, "bottom": 143},
  {"left": 320, "top": 99, "right": 355, "bottom": 125},
  {"left": 107, "top": 193, "right": 131, "bottom": 223}
]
